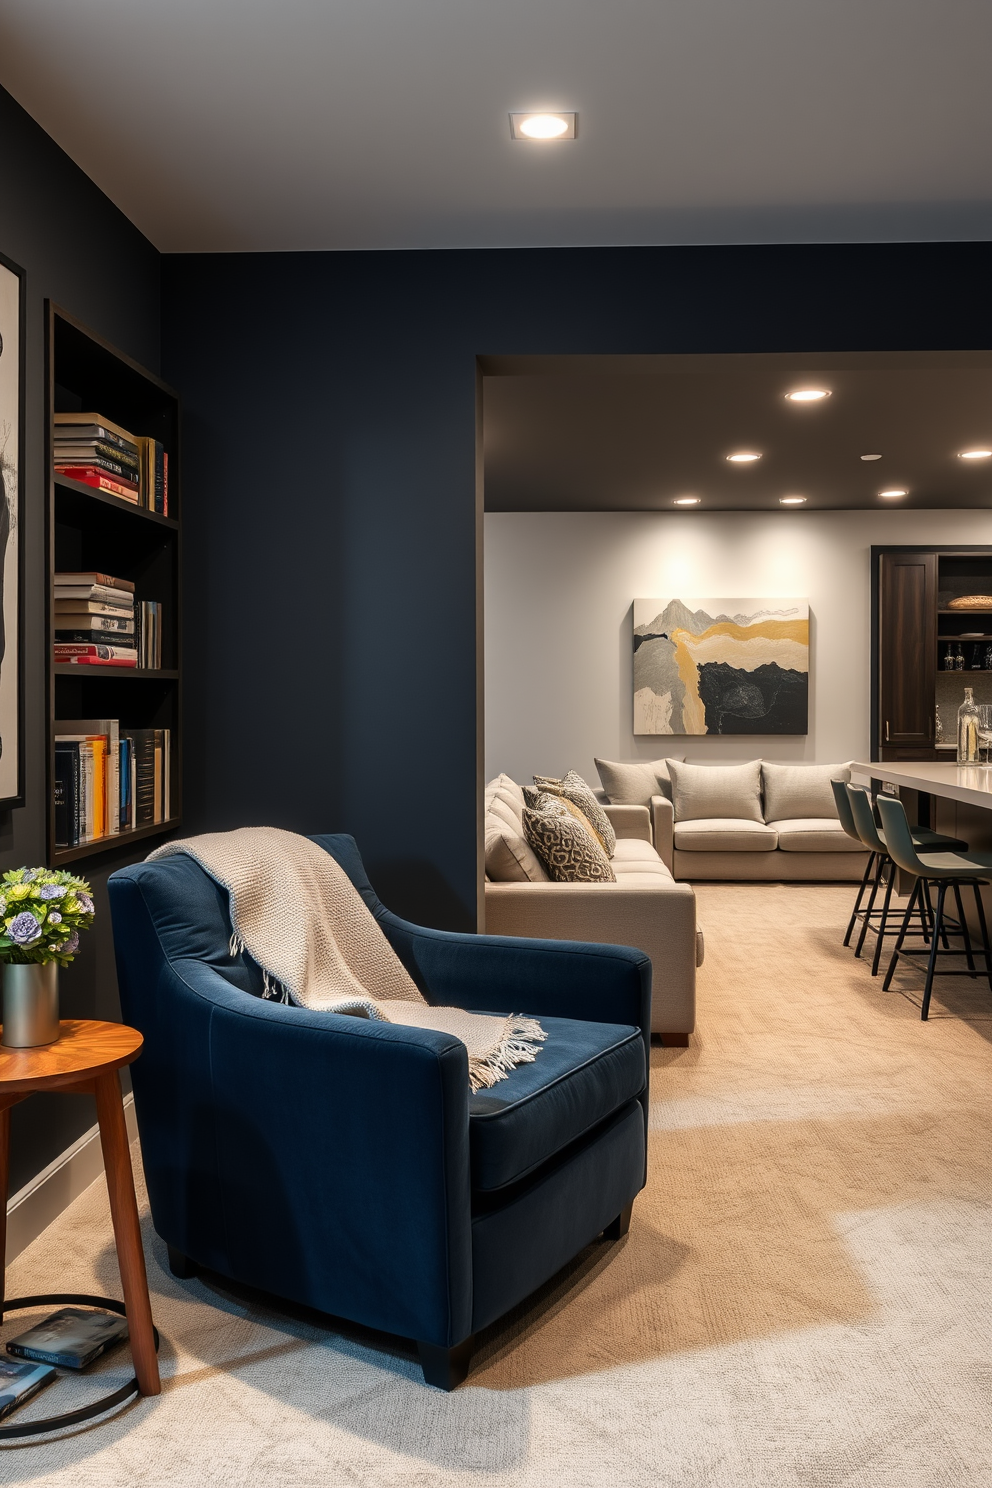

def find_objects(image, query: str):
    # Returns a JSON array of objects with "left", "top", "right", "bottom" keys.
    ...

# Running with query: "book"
[
  {"left": 6, "top": 1307, "right": 128, "bottom": 1370},
  {"left": 138, "top": 600, "right": 162, "bottom": 668},
  {"left": 57, "top": 468, "right": 140, "bottom": 501},
  {"left": 54, "top": 599, "right": 134, "bottom": 618},
  {"left": 58, "top": 720, "right": 120, "bottom": 834},
  {"left": 53, "top": 440, "right": 141, "bottom": 472},
  {"left": 54, "top": 573, "right": 135, "bottom": 594},
  {"left": 0, "top": 1356, "right": 56, "bottom": 1420},
  {"left": 54, "top": 413, "right": 140, "bottom": 456},
  {"left": 137, "top": 437, "right": 168, "bottom": 513},
  {"left": 54, "top": 743, "right": 80, "bottom": 848},
  {"left": 66, "top": 657, "right": 137, "bottom": 668},
  {"left": 55, "top": 586, "right": 135, "bottom": 608},
  {"left": 56, "top": 618, "right": 136, "bottom": 637},
  {"left": 55, "top": 450, "right": 139, "bottom": 482},
  {"left": 54, "top": 643, "right": 138, "bottom": 661}
]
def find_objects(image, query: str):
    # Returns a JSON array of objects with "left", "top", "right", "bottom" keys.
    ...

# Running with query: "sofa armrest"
[
  {"left": 650, "top": 796, "right": 674, "bottom": 871},
  {"left": 603, "top": 804, "right": 652, "bottom": 842}
]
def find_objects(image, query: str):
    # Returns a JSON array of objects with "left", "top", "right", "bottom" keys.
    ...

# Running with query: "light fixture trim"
[
  {"left": 959, "top": 448, "right": 992, "bottom": 459},
  {"left": 779, "top": 495, "right": 807, "bottom": 505},
  {"left": 860, "top": 453, "right": 882, "bottom": 461},
  {"left": 879, "top": 489, "right": 908, "bottom": 498},
  {"left": 785, "top": 388, "right": 831, "bottom": 402},
  {"left": 509, "top": 112, "right": 577, "bottom": 141},
  {"left": 727, "top": 451, "right": 762, "bottom": 463},
  {"left": 673, "top": 496, "right": 700, "bottom": 506}
]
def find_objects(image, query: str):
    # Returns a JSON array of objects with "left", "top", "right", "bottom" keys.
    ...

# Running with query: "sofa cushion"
[
  {"left": 523, "top": 797, "right": 617, "bottom": 883},
  {"left": 769, "top": 818, "right": 867, "bottom": 853},
  {"left": 594, "top": 756, "right": 685, "bottom": 807},
  {"left": 486, "top": 795, "right": 525, "bottom": 835},
  {"left": 533, "top": 771, "right": 616, "bottom": 857},
  {"left": 485, "top": 774, "right": 526, "bottom": 824},
  {"left": 674, "top": 818, "right": 779, "bottom": 852},
  {"left": 667, "top": 759, "right": 764, "bottom": 824},
  {"left": 484, "top": 822, "right": 549, "bottom": 882},
  {"left": 612, "top": 838, "right": 666, "bottom": 866},
  {"left": 761, "top": 762, "right": 851, "bottom": 822},
  {"left": 469, "top": 1015, "right": 644, "bottom": 1192}
]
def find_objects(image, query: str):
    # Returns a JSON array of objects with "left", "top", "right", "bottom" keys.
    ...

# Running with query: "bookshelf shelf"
[{"left": 46, "top": 303, "right": 182, "bottom": 863}]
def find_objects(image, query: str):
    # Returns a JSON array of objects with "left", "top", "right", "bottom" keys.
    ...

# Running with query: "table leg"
[
  {"left": 0, "top": 1103, "right": 9, "bottom": 1312},
  {"left": 94, "top": 1070, "right": 160, "bottom": 1396}
]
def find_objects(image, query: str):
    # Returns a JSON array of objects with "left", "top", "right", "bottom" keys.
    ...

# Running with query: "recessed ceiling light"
[
  {"left": 727, "top": 451, "right": 761, "bottom": 463},
  {"left": 509, "top": 112, "right": 576, "bottom": 141},
  {"left": 779, "top": 496, "right": 807, "bottom": 505},
  {"left": 879, "top": 489, "right": 908, "bottom": 499},
  {"left": 673, "top": 496, "right": 700, "bottom": 506},
  {"left": 861, "top": 453, "right": 882, "bottom": 461},
  {"left": 959, "top": 448, "right": 992, "bottom": 459},
  {"left": 786, "top": 389, "right": 830, "bottom": 402}
]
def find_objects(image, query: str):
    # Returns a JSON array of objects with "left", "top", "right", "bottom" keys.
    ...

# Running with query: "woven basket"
[{"left": 947, "top": 595, "right": 992, "bottom": 610}]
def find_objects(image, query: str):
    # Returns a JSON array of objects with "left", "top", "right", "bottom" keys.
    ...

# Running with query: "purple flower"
[
  {"left": 9, "top": 912, "right": 42, "bottom": 945},
  {"left": 39, "top": 884, "right": 65, "bottom": 900},
  {"left": 63, "top": 930, "right": 80, "bottom": 954},
  {"left": 76, "top": 893, "right": 94, "bottom": 915},
  {"left": 48, "top": 912, "right": 62, "bottom": 924}
]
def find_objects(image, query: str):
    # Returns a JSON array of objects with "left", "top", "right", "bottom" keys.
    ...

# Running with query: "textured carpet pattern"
[{"left": 3, "top": 883, "right": 992, "bottom": 1485}]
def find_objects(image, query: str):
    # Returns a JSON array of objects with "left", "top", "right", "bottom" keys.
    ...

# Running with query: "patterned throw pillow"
[
  {"left": 523, "top": 794, "right": 617, "bottom": 883},
  {"left": 531, "top": 771, "right": 617, "bottom": 857}
]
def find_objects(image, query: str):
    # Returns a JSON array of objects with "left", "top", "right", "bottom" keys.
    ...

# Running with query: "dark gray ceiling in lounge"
[{"left": 482, "top": 351, "right": 992, "bottom": 511}]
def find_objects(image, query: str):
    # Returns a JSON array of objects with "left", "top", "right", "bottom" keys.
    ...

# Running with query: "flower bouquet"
[{"left": 0, "top": 869, "right": 95, "bottom": 1048}]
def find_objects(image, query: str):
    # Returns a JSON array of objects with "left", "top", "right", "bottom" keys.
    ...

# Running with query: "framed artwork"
[
  {"left": 633, "top": 597, "right": 809, "bottom": 735},
  {"left": 0, "top": 252, "right": 23, "bottom": 806}
]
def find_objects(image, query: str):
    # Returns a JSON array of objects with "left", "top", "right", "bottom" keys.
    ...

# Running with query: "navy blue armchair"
[{"left": 108, "top": 834, "right": 650, "bottom": 1388}]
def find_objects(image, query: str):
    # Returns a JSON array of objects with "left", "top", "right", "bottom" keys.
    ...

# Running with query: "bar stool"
[
  {"left": 831, "top": 780, "right": 881, "bottom": 948},
  {"left": 877, "top": 793, "right": 992, "bottom": 1019},
  {"left": 844, "top": 785, "right": 967, "bottom": 974}
]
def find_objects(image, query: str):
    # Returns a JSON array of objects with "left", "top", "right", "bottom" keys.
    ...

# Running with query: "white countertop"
[{"left": 854, "top": 760, "right": 992, "bottom": 808}]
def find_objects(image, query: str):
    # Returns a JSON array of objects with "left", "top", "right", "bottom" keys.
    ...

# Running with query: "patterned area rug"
[{"left": 3, "top": 882, "right": 991, "bottom": 1486}]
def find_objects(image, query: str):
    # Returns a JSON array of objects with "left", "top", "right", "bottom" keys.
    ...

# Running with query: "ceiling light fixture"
[
  {"left": 861, "top": 453, "right": 882, "bottom": 461},
  {"left": 959, "top": 449, "right": 992, "bottom": 459},
  {"left": 879, "top": 489, "right": 908, "bottom": 499},
  {"left": 727, "top": 451, "right": 761, "bottom": 463},
  {"left": 786, "top": 389, "right": 831, "bottom": 402},
  {"left": 779, "top": 496, "right": 807, "bottom": 505},
  {"left": 509, "top": 112, "right": 576, "bottom": 141},
  {"left": 673, "top": 496, "right": 700, "bottom": 506}
]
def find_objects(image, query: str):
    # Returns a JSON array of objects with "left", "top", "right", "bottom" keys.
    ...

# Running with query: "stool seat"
[
  {"left": 912, "top": 850, "right": 992, "bottom": 879},
  {"left": 907, "top": 827, "right": 969, "bottom": 852}
]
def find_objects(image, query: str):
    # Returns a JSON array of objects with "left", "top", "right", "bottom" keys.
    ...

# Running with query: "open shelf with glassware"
[{"left": 46, "top": 303, "right": 181, "bottom": 865}]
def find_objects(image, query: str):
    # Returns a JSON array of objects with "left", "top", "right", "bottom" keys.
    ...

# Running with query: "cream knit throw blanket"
[{"left": 147, "top": 827, "right": 545, "bottom": 1091}]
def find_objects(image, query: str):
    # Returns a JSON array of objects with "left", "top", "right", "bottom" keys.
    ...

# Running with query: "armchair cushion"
[{"left": 469, "top": 1016, "right": 643, "bottom": 1192}]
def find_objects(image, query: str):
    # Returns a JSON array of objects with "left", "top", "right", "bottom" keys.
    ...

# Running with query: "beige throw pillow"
[
  {"left": 484, "top": 822, "right": 549, "bottom": 882},
  {"left": 532, "top": 770, "right": 617, "bottom": 856},
  {"left": 523, "top": 795, "right": 617, "bottom": 883},
  {"left": 761, "top": 762, "right": 851, "bottom": 823},
  {"left": 594, "top": 756, "right": 685, "bottom": 807},
  {"left": 667, "top": 759, "right": 764, "bottom": 823}
]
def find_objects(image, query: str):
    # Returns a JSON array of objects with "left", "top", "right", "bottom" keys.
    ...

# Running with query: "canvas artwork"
[
  {"left": 0, "top": 256, "right": 20, "bottom": 804},
  {"left": 633, "top": 597, "right": 809, "bottom": 735}
]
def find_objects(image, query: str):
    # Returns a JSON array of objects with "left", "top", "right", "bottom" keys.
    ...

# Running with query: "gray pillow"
[
  {"left": 594, "top": 756, "right": 685, "bottom": 807},
  {"left": 761, "top": 762, "right": 851, "bottom": 823},
  {"left": 532, "top": 770, "right": 617, "bottom": 857},
  {"left": 484, "top": 824, "right": 549, "bottom": 883},
  {"left": 523, "top": 796, "right": 617, "bottom": 883},
  {"left": 667, "top": 759, "right": 764, "bottom": 823}
]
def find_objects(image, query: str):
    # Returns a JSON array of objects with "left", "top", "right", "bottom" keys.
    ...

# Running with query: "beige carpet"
[{"left": 3, "top": 882, "right": 992, "bottom": 1485}]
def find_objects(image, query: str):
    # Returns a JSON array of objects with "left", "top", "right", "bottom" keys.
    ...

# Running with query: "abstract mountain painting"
[{"left": 633, "top": 598, "right": 809, "bottom": 735}]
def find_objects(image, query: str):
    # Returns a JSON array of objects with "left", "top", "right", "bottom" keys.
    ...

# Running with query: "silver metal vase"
[{"left": 2, "top": 962, "right": 60, "bottom": 1047}]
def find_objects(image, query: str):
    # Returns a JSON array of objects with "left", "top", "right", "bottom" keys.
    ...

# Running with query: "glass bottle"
[
  {"left": 972, "top": 643, "right": 983, "bottom": 669},
  {"left": 958, "top": 686, "right": 980, "bottom": 763},
  {"left": 956, "top": 644, "right": 965, "bottom": 670},
  {"left": 943, "top": 643, "right": 956, "bottom": 670},
  {"left": 985, "top": 644, "right": 992, "bottom": 671}
]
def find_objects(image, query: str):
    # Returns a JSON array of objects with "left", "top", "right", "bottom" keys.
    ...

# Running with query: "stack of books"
[
  {"left": 53, "top": 412, "right": 169, "bottom": 515},
  {"left": 55, "top": 719, "right": 171, "bottom": 847},
  {"left": 54, "top": 572, "right": 137, "bottom": 667}
]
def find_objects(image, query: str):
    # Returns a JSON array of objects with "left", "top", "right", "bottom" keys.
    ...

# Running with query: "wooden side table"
[{"left": 0, "top": 1019, "right": 160, "bottom": 1399}]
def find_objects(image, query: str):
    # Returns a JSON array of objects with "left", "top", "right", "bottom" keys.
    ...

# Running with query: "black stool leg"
[
  {"left": 883, "top": 878, "right": 920, "bottom": 991},
  {"left": 871, "top": 864, "right": 897, "bottom": 976},
  {"left": 845, "top": 852, "right": 876, "bottom": 947},
  {"left": 856, "top": 855, "right": 886, "bottom": 958},
  {"left": 921, "top": 881, "right": 947, "bottom": 1020},
  {"left": 971, "top": 881, "right": 992, "bottom": 994},
  {"left": 952, "top": 882, "right": 977, "bottom": 973}
]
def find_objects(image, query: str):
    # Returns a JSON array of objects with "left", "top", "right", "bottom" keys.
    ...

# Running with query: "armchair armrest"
[
  {"left": 650, "top": 795, "right": 674, "bottom": 871},
  {"left": 603, "top": 804, "right": 652, "bottom": 843}
]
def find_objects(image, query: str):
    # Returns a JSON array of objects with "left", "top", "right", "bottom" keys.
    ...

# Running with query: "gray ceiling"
[
  {"left": 2, "top": 0, "right": 992, "bottom": 252},
  {"left": 482, "top": 352, "right": 992, "bottom": 511}
]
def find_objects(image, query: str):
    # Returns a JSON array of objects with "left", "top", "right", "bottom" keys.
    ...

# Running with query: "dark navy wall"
[
  {"left": 1, "top": 84, "right": 161, "bottom": 1193},
  {"left": 162, "top": 243, "right": 992, "bottom": 931}
]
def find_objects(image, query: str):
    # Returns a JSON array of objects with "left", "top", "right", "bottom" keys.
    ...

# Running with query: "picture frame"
[{"left": 0, "top": 250, "right": 24, "bottom": 808}]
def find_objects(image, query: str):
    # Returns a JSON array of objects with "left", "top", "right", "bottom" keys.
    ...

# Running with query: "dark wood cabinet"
[{"left": 877, "top": 551, "right": 937, "bottom": 755}]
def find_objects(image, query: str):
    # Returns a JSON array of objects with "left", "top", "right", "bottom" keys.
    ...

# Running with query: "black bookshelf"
[{"left": 46, "top": 304, "right": 182, "bottom": 865}]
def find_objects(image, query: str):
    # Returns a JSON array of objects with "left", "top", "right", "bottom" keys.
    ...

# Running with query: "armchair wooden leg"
[
  {"left": 652, "top": 1032, "right": 690, "bottom": 1047},
  {"left": 603, "top": 1202, "right": 634, "bottom": 1240},
  {"left": 167, "top": 1245, "right": 198, "bottom": 1279},
  {"left": 417, "top": 1335, "right": 475, "bottom": 1390}
]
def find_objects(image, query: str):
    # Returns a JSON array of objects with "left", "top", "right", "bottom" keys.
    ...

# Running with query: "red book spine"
[
  {"left": 56, "top": 468, "right": 140, "bottom": 502},
  {"left": 67, "top": 657, "right": 138, "bottom": 668}
]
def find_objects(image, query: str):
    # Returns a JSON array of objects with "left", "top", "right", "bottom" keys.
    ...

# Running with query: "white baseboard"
[{"left": 5, "top": 1095, "right": 138, "bottom": 1264}]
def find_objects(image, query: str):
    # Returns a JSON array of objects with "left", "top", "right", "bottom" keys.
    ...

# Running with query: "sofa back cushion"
[
  {"left": 523, "top": 794, "right": 617, "bottom": 883},
  {"left": 484, "top": 774, "right": 548, "bottom": 882},
  {"left": 761, "top": 761, "right": 851, "bottom": 823},
  {"left": 594, "top": 756, "right": 685, "bottom": 807},
  {"left": 667, "top": 759, "right": 764, "bottom": 823}
]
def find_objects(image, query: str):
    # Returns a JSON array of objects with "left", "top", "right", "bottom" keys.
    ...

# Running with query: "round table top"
[{"left": 0, "top": 1020, "right": 143, "bottom": 1094}]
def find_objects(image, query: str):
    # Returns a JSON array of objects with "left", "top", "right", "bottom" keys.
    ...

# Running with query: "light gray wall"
[{"left": 485, "top": 509, "right": 992, "bottom": 785}]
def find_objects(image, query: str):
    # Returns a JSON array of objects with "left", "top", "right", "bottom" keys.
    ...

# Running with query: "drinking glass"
[{"left": 977, "top": 704, "right": 992, "bottom": 764}]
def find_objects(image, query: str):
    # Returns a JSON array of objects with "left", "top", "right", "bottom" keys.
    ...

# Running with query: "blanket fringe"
[
  {"left": 467, "top": 1016, "right": 548, "bottom": 1092},
  {"left": 231, "top": 930, "right": 288, "bottom": 1002}
]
